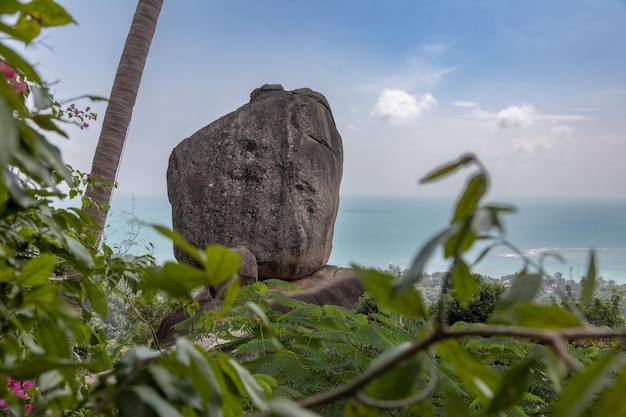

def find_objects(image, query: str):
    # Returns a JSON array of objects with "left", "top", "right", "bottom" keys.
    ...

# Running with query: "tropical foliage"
[{"left": 1, "top": 2, "right": 626, "bottom": 416}]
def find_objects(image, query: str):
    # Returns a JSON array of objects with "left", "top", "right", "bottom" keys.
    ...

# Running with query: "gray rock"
[
  {"left": 156, "top": 266, "right": 364, "bottom": 345},
  {"left": 167, "top": 84, "right": 343, "bottom": 279}
]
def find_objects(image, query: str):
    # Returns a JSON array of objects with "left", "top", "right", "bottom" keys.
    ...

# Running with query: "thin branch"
[
  {"left": 246, "top": 325, "right": 626, "bottom": 417},
  {"left": 355, "top": 353, "right": 438, "bottom": 408},
  {"left": 113, "top": 286, "right": 163, "bottom": 354}
]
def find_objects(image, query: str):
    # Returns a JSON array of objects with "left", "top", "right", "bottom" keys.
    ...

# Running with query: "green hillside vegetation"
[{"left": 2, "top": 2, "right": 626, "bottom": 416}]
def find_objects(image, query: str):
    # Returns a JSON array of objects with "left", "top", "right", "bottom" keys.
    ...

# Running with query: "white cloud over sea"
[{"left": 372, "top": 89, "right": 437, "bottom": 122}]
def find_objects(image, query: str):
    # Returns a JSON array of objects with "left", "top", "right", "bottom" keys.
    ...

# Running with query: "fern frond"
[
  {"left": 276, "top": 304, "right": 323, "bottom": 323},
  {"left": 354, "top": 324, "right": 395, "bottom": 350},
  {"left": 272, "top": 384, "right": 306, "bottom": 400},
  {"left": 237, "top": 339, "right": 278, "bottom": 356},
  {"left": 263, "top": 279, "right": 302, "bottom": 292},
  {"left": 322, "top": 304, "right": 353, "bottom": 319},
  {"left": 267, "top": 291, "right": 307, "bottom": 309},
  {"left": 521, "top": 391, "right": 546, "bottom": 404}
]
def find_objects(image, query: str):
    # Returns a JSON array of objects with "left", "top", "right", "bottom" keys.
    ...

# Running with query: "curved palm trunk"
[{"left": 84, "top": 0, "right": 164, "bottom": 248}]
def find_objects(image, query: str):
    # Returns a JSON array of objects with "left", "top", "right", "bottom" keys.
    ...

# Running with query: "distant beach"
[{"left": 104, "top": 194, "right": 626, "bottom": 284}]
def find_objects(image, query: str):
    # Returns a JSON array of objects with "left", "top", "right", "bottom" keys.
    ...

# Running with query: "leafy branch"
[{"left": 247, "top": 325, "right": 626, "bottom": 416}]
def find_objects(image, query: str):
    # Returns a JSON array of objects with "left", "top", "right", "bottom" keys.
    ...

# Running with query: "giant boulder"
[{"left": 167, "top": 84, "right": 343, "bottom": 279}]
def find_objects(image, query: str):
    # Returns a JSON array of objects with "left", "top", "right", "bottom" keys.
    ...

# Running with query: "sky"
[{"left": 22, "top": 0, "right": 626, "bottom": 201}]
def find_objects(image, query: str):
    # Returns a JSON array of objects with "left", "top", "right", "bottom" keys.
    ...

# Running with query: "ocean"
[{"left": 104, "top": 195, "right": 626, "bottom": 284}]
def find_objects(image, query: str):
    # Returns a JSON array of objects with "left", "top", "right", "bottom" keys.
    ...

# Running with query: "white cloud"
[
  {"left": 451, "top": 101, "right": 479, "bottom": 108},
  {"left": 372, "top": 89, "right": 437, "bottom": 122},
  {"left": 497, "top": 104, "right": 536, "bottom": 129}
]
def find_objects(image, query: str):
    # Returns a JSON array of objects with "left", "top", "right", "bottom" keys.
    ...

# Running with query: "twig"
[{"left": 245, "top": 325, "right": 626, "bottom": 417}]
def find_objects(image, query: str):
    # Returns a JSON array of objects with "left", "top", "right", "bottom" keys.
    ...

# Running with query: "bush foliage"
[{"left": 1, "top": 2, "right": 626, "bottom": 416}]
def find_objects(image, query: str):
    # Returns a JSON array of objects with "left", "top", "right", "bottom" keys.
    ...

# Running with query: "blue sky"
[{"left": 27, "top": 0, "right": 626, "bottom": 200}]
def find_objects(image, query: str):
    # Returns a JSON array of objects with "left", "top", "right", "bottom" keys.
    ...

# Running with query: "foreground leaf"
[
  {"left": 357, "top": 268, "right": 428, "bottom": 318},
  {"left": 550, "top": 351, "right": 622, "bottom": 417},
  {"left": 490, "top": 303, "right": 582, "bottom": 328}
]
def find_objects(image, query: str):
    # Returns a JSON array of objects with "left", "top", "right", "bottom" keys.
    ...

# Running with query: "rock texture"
[
  {"left": 156, "top": 266, "right": 364, "bottom": 345},
  {"left": 167, "top": 84, "right": 343, "bottom": 280}
]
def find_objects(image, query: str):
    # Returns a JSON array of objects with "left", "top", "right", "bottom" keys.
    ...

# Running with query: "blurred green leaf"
[
  {"left": 0, "top": 43, "right": 42, "bottom": 84},
  {"left": 16, "top": 253, "right": 57, "bottom": 286},
  {"left": 131, "top": 385, "right": 183, "bottom": 417},
  {"left": 13, "top": 14, "right": 40, "bottom": 43},
  {"left": 203, "top": 245, "right": 241, "bottom": 286},
  {"left": 580, "top": 250, "right": 597, "bottom": 309},
  {"left": 23, "top": 282, "right": 57, "bottom": 306},
  {"left": 87, "top": 345, "right": 112, "bottom": 373},
  {"left": 224, "top": 355, "right": 269, "bottom": 411},
  {"left": 490, "top": 303, "right": 582, "bottom": 328},
  {"left": 365, "top": 353, "right": 424, "bottom": 400},
  {"left": 487, "top": 358, "right": 535, "bottom": 415},
  {"left": 357, "top": 268, "right": 428, "bottom": 318},
  {"left": 420, "top": 154, "right": 475, "bottom": 183},
  {"left": 175, "top": 338, "right": 224, "bottom": 414},
  {"left": 394, "top": 226, "right": 457, "bottom": 294},
  {"left": 220, "top": 277, "right": 240, "bottom": 317},
  {"left": 595, "top": 364, "right": 626, "bottom": 417},
  {"left": 443, "top": 222, "right": 478, "bottom": 258},
  {"left": 154, "top": 225, "right": 203, "bottom": 264},
  {"left": 452, "top": 259, "right": 479, "bottom": 308},
  {"left": 493, "top": 273, "right": 542, "bottom": 314},
  {"left": 0, "top": 0, "right": 22, "bottom": 14},
  {"left": 443, "top": 388, "right": 472, "bottom": 417},
  {"left": 0, "top": 356, "right": 81, "bottom": 380},
  {"left": 22, "top": 0, "right": 76, "bottom": 27},
  {"left": 550, "top": 351, "right": 621, "bottom": 417},
  {"left": 147, "top": 364, "right": 203, "bottom": 409},
  {"left": 268, "top": 398, "right": 321, "bottom": 417},
  {"left": 451, "top": 173, "right": 488, "bottom": 224},
  {"left": 83, "top": 276, "right": 107, "bottom": 318},
  {"left": 65, "top": 237, "right": 94, "bottom": 268},
  {"left": 437, "top": 339, "right": 500, "bottom": 403},
  {"left": 537, "top": 346, "right": 567, "bottom": 393},
  {"left": 143, "top": 262, "right": 206, "bottom": 298},
  {"left": 0, "top": 96, "right": 19, "bottom": 167}
]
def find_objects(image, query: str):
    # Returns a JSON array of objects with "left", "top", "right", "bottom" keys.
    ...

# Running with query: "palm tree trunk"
[{"left": 83, "top": 0, "right": 164, "bottom": 248}]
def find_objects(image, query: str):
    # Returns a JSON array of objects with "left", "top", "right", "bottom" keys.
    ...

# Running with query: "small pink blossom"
[
  {"left": 86, "top": 173, "right": 93, "bottom": 179},
  {"left": 0, "top": 398, "right": 6, "bottom": 410},
  {"left": 24, "top": 403, "right": 33, "bottom": 413},
  {"left": 70, "top": 103, "right": 75, "bottom": 109},
  {"left": 12, "top": 81, "right": 27, "bottom": 93},
  {"left": 21, "top": 380, "right": 34, "bottom": 390},
  {"left": 0, "top": 62, "right": 16, "bottom": 80},
  {"left": 83, "top": 122, "right": 89, "bottom": 128},
  {"left": 85, "top": 106, "right": 91, "bottom": 112}
]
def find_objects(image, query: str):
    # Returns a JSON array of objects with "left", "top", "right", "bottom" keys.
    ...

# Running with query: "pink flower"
[
  {"left": 24, "top": 403, "right": 33, "bottom": 413},
  {"left": 83, "top": 123, "right": 89, "bottom": 128},
  {"left": 0, "top": 62, "right": 16, "bottom": 80},
  {"left": 21, "top": 380, "right": 34, "bottom": 390},
  {"left": 0, "top": 398, "right": 7, "bottom": 410},
  {"left": 12, "top": 81, "right": 27, "bottom": 94},
  {"left": 85, "top": 106, "right": 91, "bottom": 112},
  {"left": 70, "top": 103, "right": 75, "bottom": 109},
  {"left": 86, "top": 173, "right": 92, "bottom": 179},
  {"left": 7, "top": 378, "right": 20, "bottom": 390}
]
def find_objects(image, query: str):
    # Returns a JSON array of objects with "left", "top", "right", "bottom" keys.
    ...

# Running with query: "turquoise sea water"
[{"left": 104, "top": 195, "right": 626, "bottom": 283}]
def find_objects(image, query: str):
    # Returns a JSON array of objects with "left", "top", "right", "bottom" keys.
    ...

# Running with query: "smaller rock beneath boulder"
[{"left": 157, "top": 266, "right": 365, "bottom": 345}]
